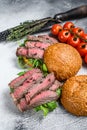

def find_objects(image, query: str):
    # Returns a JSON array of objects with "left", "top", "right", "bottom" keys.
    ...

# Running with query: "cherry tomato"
[
  {"left": 58, "top": 30, "right": 71, "bottom": 42},
  {"left": 72, "top": 27, "right": 84, "bottom": 37},
  {"left": 51, "top": 24, "right": 62, "bottom": 35},
  {"left": 77, "top": 42, "right": 87, "bottom": 57},
  {"left": 67, "top": 35, "right": 80, "bottom": 47},
  {"left": 81, "top": 33, "right": 87, "bottom": 42},
  {"left": 63, "top": 22, "right": 75, "bottom": 30},
  {"left": 84, "top": 54, "right": 87, "bottom": 63}
]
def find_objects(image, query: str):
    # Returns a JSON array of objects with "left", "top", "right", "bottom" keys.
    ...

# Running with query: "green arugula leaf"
[
  {"left": 10, "top": 88, "right": 14, "bottom": 93},
  {"left": 17, "top": 56, "right": 48, "bottom": 75},
  {"left": 35, "top": 101, "right": 58, "bottom": 116},
  {"left": 19, "top": 43, "right": 25, "bottom": 47},
  {"left": 56, "top": 88, "right": 62, "bottom": 97},
  {"left": 40, "top": 105, "right": 49, "bottom": 116},
  {"left": 46, "top": 101, "right": 58, "bottom": 111},
  {"left": 43, "top": 72, "right": 48, "bottom": 77},
  {"left": 28, "top": 58, "right": 34, "bottom": 64},
  {"left": 17, "top": 71, "right": 26, "bottom": 76},
  {"left": 35, "top": 106, "right": 41, "bottom": 112},
  {"left": 35, "top": 105, "right": 49, "bottom": 116},
  {"left": 27, "top": 67, "right": 33, "bottom": 70},
  {"left": 18, "top": 56, "right": 25, "bottom": 68},
  {"left": 24, "top": 39, "right": 29, "bottom": 44},
  {"left": 42, "top": 63, "right": 48, "bottom": 72},
  {"left": 33, "top": 59, "right": 38, "bottom": 67}
]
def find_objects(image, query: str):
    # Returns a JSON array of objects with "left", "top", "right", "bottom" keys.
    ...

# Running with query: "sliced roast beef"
[
  {"left": 27, "top": 35, "right": 40, "bottom": 41},
  {"left": 16, "top": 47, "right": 28, "bottom": 57},
  {"left": 16, "top": 47, "right": 44, "bottom": 59},
  {"left": 38, "top": 35, "right": 58, "bottom": 43},
  {"left": 17, "top": 98, "right": 27, "bottom": 112},
  {"left": 27, "top": 48, "right": 44, "bottom": 59},
  {"left": 25, "top": 41, "right": 50, "bottom": 50},
  {"left": 16, "top": 34, "right": 58, "bottom": 60},
  {"left": 25, "top": 72, "right": 55, "bottom": 102},
  {"left": 27, "top": 35, "right": 58, "bottom": 44},
  {"left": 11, "top": 72, "right": 43, "bottom": 101},
  {"left": 49, "top": 80, "right": 63, "bottom": 91},
  {"left": 9, "top": 67, "right": 62, "bottom": 112},
  {"left": 29, "top": 90, "right": 58, "bottom": 108},
  {"left": 17, "top": 90, "right": 58, "bottom": 112},
  {"left": 9, "top": 68, "right": 41, "bottom": 89},
  {"left": 25, "top": 93, "right": 30, "bottom": 104},
  {"left": 25, "top": 41, "right": 36, "bottom": 48}
]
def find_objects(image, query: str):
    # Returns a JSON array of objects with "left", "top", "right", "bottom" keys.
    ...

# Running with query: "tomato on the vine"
[
  {"left": 63, "top": 22, "right": 75, "bottom": 30},
  {"left": 84, "top": 54, "right": 87, "bottom": 63},
  {"left": 72, "top": 27, "right": 84, "bottom": 37},
  {"left": 51, "top": 24, "right": 62, "bottom": 35},
  {"left": 58, "top": 30, "right": 71, "bottom": 42},
  {"left": 67, "top": 35, "right": 80, "bottom": 47},
  {"left": 81, "top": 33, "right": 87, "bottom": 42},
  {"left": 77, "top": 42, "right": 87, "bottom": 57}
]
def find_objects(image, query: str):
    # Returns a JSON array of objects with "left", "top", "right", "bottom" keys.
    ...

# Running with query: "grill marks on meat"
[
  {"left": 16, "top": 35, "right": 58, "bottom": 59},
  {"left": 18, "top": 98, "right": 27, "bottom": 112},
  {"left": 26, "top": 72, "right": 55, "bottom": 100},
  {"left": 49, "top": 80, "right": 63, "bottom": 91},
  {"left": 9, "top": 68, "right": 62, "bottom": 112},
  {"left": 28, "top": 90, "right": 58, "bottom": 109},
  {"left": 16, "top": 47, "right": 28, "bottom": 57},
  {"left": 28, "top": 48, "right": 44, "bottom": 59},
  {"left": 11, "top": 71, "right": 43, "bottom": 102},
  {"left": 16, "top": 47, "right": 44, "bottom": 59},
  {"left": 25, "top": 41, "right": 50, "bottom": 50},
  {"left": 9, "top": 68, "right": 40, "bottom": 89},
  {"left": 27, "top": 35, "right": 58, "bottom": 43},
  {"left": 12, "top": 72, "right": 55, "bottom": 102},
  {"left": 18, "top": 90, "right": 58, "bottom": 112}
]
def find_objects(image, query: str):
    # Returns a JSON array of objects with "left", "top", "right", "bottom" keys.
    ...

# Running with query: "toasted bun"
[
  {"left": 44, "top": 43, "right": 82, "bottom": 81},
  {"left": 61, "top": 75, "right": 87, "bottom": 116}
]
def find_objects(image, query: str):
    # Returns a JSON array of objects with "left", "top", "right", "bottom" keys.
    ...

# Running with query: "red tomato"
[
  {"left": 67, "top": 35, "right": 80, "bottom": 47},
  {"left": 58, "top": 30, "right": 71, "bottom": 42},
  {"left": 51, "top": 24, "right": 62, "bottom": 35},
  {"left": 72, "top": 27, "right": 84, "bottom": 37},
  {"left": 63, "top": 22, "right": 75, "bottom": 30},
  {"left": 84, "top": 54, "right": 87, "bottom": 63},
  {"left": 81, "top": 33, "right": 87, "bottom": 42},
  {"left": 77, "top": 42, "right": 87, "bottom": 57}
]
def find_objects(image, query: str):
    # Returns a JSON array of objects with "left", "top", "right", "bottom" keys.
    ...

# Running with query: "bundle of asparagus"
[{"left": 0, "top": 17, "right": 53, "bottom": 41}]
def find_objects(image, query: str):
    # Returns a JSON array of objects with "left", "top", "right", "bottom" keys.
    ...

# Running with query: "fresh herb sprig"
[{"left": 7, "top": 17, "right": 53, "bottom": 41}]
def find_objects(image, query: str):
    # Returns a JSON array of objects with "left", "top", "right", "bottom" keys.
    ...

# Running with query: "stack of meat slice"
[
  {"left": 16, "top": 35, "right": 58, "bottom": 59},
  {"left": 9, "top": 68, "right": 62, "bottom": 112}
]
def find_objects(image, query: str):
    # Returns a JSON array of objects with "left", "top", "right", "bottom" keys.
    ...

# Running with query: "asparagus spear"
[{"left": 0, "top": 17, "right": 53, "bottom": 41}]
